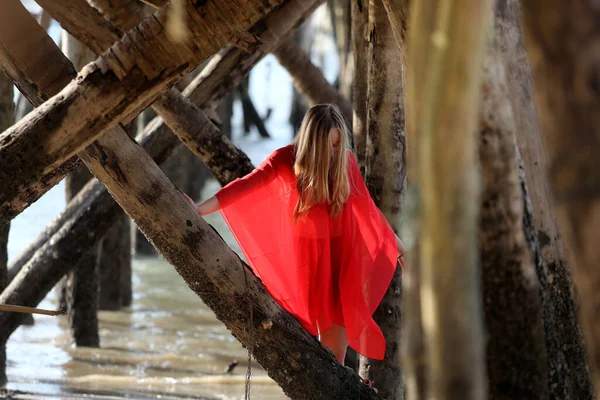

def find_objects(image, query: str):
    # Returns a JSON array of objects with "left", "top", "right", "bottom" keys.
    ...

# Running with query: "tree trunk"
[
  {"left": 327, "top": 0, "right": 353, "bottom": 98},
  {"left": 0, "top": 0, "right": 285, "bottom": 224},
  {"left": 272, "top": 36, "right": 353, "bottom": 127},
  {"left": 351, "top": 0, "right": 368, "bottom": 171},
  {"left": 0, "top": 67, "right": 13, "bottom": 386},
  {"left": 406, "top": 0, "right": 490, "bottom": 398},
  {"left": 495, "top": 2, "right": 592, "bottom": 398},
  {"left": 518, "top": 1, "right": 600, "bottom": 398},
  {"left": 477, "top": 41, "right": 550, "bottom": 399},
  {"left": 358, "top": 1, "right": 406, "bottom": 398}
]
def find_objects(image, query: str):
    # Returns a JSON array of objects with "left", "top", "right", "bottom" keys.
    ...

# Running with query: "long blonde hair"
[{"left": 293, "top": 104, "right": 351, "bottom": 221}]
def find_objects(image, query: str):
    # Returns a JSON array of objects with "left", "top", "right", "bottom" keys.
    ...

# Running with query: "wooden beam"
[
  {"left": 0, "top": 0, "right": 324, "bottom": 226},
  {"left": 0, "top": 0, "right": 284, "bottom": 225},
  {"left": 519, "top": 0, "right": 600, "bottom": 397},
  {"left": 6, "top": 0, "right": 324, "bottom": 280},
  {"left": 272, "top": 36, "right": 353, "bottom": 126}
]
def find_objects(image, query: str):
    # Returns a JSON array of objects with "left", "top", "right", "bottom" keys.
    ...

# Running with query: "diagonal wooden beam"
[
  {"left": 272, "top": 35, "right": 353, "bottom": 126},
  {"left": 0, "top": 0, "right": 282, "bottom": 224},
  {"left": 6, "top": 0, "right": 324, "bottom": 280}
]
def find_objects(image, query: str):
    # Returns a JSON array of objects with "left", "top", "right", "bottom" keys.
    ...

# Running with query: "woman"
[{"left": 187, "top": 103, "right": 405, "bottom": 365}]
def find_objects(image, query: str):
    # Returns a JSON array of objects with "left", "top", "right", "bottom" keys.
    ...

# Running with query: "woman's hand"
[
  {"left": 184, "top": 194, "right": 221, "bottom": 216},
  {"left": 396, "top": 234, "right": 406, "bottom": 268}
]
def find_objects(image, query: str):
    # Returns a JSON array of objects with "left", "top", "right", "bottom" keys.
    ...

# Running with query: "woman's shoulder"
[{"left": 268, "top": 144, "right": 296, "bottom": 164}]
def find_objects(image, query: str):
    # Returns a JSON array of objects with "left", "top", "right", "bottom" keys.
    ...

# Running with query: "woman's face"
[{"left": 329, "top": 127, "right": 340, "bottom": 158}]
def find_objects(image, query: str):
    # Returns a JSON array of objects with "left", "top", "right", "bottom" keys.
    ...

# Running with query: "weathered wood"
[
  {"left": 0, "top": 1, "right": 383, "bottom": 396},
  {"left": 495, "top": 2, "right": 592, "bottom": 398},
  {"left": 77, "top": 105, "right": 380, "bottom": 400},
  {"left": 518, "top": 1, "right": 600, "bottom": 397},
  {"left": 65, "top": 250, "right": 100, "bottom": 347},
  {"left": 381, "top": 1, "right": 425, "bottom": 398},
  {"left": 407, "top": 0, "right": 490, "bottom": 398},
  {"left": 0, "top": 60, "right": 384, "bottom": 400},
  {"left": 0, "top": 67, "right": 13, "bottom": 386},
  {"left": 478, "top": 41, "right": 550, "bottom": 400},
  {"left": 0, "top": 0, "right": 323, "bottom": 229},
  {"left": 0, "top": 0, "right": 285, "bottom": 225},
  {"left": 6, "top": 0, "right": 325, "bottom": 283},
  {"left": 85, "top": 0, "right": 149, "bottom": 31},
  {"left": 151, "top": 90, "right": 254, "bottom": 185},
  {"left": 327, "top": 0, "right": 353, "bottom": 98},
  {"left": 61, "top": 32, "right": 101, "bottom": 345},
  {"left": 381, "top": 0, "right": 408, "bottom": 56},
  {"left": 288, "top": 25, "right": 312, "bottom": 134},
  {"left": 351, "top": 0, "right": 368, "bottom": 171},
  {"left": 358, "top": 1, "right": 405, "bottom": 398},
  {"left": 272, "top": 36, "right": 353, "bottom": 127}
]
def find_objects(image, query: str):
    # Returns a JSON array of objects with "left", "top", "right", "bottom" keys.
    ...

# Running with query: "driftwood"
[
  {"left": 0, "top": 0, "right": 283, "bottom": 225},
  {"left": 272, "top": 37, "right": 353, "bottom": 126},
  {"left": 519, "top": 0, "right": 600, "bottom": 397},
  {"left": 358, "top": 0, "right": 406, "bottom": 398},
  {"left": 406, "top": 0, "right": 490, "bottom": 399}
]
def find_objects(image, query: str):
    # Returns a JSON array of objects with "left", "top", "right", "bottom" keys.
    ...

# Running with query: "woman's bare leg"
[
  {"left": 283, "top": 324, "right": 349, "bottom": 398},
  {"left": 319, "top": 323, "right": 350, "bottom": 364}
]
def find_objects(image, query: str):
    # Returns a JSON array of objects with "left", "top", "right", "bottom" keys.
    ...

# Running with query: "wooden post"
[
  {"left": 495, "top": 1, "right": 592, "bottom": 397},
  {"left": 407, "top": 0, "right": 490, "bottom": 398},
  {"left": 518, "top": 0, "right": 600, "bottom": 397},
  {"left": 477, "top": 36, "right": 552, "bottom": 399},
  {"left": 60, "top": 31, "right": 100, "bottom": 347},
  {"left": 358, "top": 1, "right": 406, "bottom": 398},
  {"left": 0, "top": 68, "right": 13, "bottom": 385},
  {"left": 327, "top": 0, "right": 353, "bottom": 98},
  {"left": 352, "top": 0, "right": 368, "bottom": 171}
]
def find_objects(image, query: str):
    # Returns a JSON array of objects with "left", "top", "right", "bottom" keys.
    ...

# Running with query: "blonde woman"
[{"left": 188, "top": 103, "right": 405, "bottom": 368}]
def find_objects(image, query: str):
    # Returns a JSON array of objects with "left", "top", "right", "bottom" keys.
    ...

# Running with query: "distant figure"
[{"left": 187, "top": 103, "right": 405, "bottom": 368}]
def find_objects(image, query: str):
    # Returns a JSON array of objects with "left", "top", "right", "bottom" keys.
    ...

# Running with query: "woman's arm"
[
  {"left": 396, "top": 234, "right": 406, "bottom": 268},
  {"left": 183, "top": 148, "right": 285, "bottom": 216},
  {"left": 184, "top": 193, "right": 221, "bottom": 216}
]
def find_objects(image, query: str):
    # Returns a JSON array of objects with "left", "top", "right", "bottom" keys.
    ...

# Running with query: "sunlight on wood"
[{"left": 166, "top": 0, "right": 188, "bottom": 43}]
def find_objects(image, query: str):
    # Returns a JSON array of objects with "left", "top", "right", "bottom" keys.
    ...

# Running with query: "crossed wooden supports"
[{"left": 0, "top": 0, "right": 368, "bottom": 399}]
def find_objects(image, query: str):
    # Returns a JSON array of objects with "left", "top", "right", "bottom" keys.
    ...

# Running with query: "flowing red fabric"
[{"left": 216, "top": 144, "right": 398, "bottom": 360}]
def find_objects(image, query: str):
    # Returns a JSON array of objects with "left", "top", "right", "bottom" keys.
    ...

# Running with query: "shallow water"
[{"left": 6, "top": 4, "right": 338, "bottom": 398}]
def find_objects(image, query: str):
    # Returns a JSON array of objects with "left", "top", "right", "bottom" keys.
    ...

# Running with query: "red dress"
[{"left": 216, "top": 144, "right": 398, "bottom": 360}]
